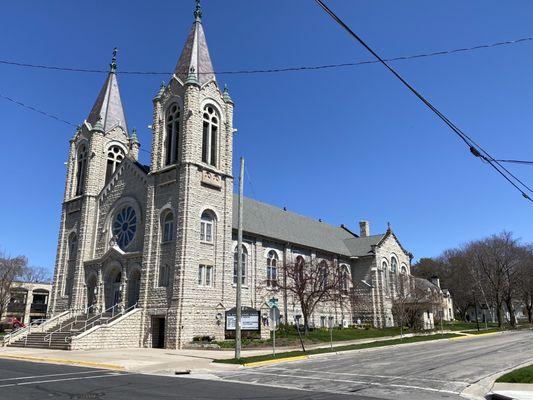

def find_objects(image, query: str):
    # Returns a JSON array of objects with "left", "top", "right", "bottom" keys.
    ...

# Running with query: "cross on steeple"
[
  {"left": 194, "top": 0, "right": 202, "bottom": 22},
  {"left": 110, "top": 47, "right": 118, "bottom": 73}
]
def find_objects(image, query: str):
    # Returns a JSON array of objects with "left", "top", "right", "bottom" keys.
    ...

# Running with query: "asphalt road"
[
  {"left": 216, "top": 330, "right": 533, "bottom": 400},
  {"left": 0, "top": 358, "right": 365, "bottom": 400}
]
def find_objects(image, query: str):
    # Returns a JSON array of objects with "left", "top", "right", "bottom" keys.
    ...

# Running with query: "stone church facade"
[{"left": 48, "top": 3, "right": 447, "bottom": 349}]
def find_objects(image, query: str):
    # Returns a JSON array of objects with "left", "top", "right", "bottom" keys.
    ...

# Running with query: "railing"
[
  {"left": 2, "top": 308, "right": 73, "bottom": 346},
  {"left": 43, "top": 304, "right": 96, "bottom": 347}
]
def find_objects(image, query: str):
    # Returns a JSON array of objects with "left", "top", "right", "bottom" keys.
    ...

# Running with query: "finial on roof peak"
[
  {"left": 131, "top": 127, "right": 139, "bottom": 144},
  {"left": 387, "top": 222, "right": 392, "bottom": 231},
  {"left": 185, "top": 66, "right": 199, "bottom": 85},
  {"left": 223, "top": 84, "right": 233, "bottom": 103},
  {"left": 110, "top": 47, "right": 118, "bottom": 73},
  {"left": 194, "top": 0, "right": 202, "bottom": 22}
]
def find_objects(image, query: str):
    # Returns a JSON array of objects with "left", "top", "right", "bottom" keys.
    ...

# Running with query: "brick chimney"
[{"left": 359, "top": 221, "right": 370, "bottom": 237}]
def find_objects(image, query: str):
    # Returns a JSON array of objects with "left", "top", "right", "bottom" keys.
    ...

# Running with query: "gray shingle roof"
[
  {"left": 87, "top": 71, "right": 128, "bottom": 133},
  {"left": 174, "top": 20, "right": 215, "bottom": 86},
  {"left": 232, "top": 197, "right": 383, "bottom": 257}
]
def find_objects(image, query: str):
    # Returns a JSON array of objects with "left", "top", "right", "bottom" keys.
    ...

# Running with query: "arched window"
[
  {"left": 159, "top": 264, "right": 170, "bottom": 287},
  {"left": 165, "top": 103, "right": 181, "bottom": 165},
  {"left": 382, "top": 261, "right": 389, "bottom": 292},
  {"left": 67, "top": 233, "right": 78, "bottom": 261},
  {"left": 319, "top": 261, "right": 328, "bottom": 290},
  {"left": 202, "top": 105, "right": 219, "bottom": 167},
  {"left": 391, "top": 257, "right": 398, "bottom": 273},
  {"left": 233, "top": 245, "right": 247, "bottom": 285},
  {"left": 200, "top": 211, "right": 215, "bottom": 243},
  {"left": 105, "top": 145, "right": 125, "bottom": 184},
  {"left": 65, "top": 233, "right": 78, "bottom": 296},
  {"left": 295, "top": 256, "right": 305, "bottom": 287},
  {"left": 401, "top": 265, "right": 407, "bottom": 274},
  {"left": 162, "top": 212, "right": 174, "bottom": 243},
  {"left": 341, "top": 265, "right": 350, "bottom": 292},
  {"left": 267, "top": 251, "right": 278, "bottom": 287},
  {"left": 75, "top": 145, "right": 88, "bottom": 196}
]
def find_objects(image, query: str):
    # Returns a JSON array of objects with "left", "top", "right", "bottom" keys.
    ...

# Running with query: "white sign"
[{"left": 225, "top": 308, "right": 260, "bottom": 331}]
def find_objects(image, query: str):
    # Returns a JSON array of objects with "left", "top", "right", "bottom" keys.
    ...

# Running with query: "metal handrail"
[
  {"left": 2, "top": 309, "right": 71, "bottom": 346},
  {"left": 44, "top": 304, "right": 95, "bottom": 347},
  {"left": 65, "top": 302, "right": 138, "bottom": 344}
]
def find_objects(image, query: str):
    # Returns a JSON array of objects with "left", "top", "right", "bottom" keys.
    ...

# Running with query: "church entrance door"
[{"left": 152, "top": 316, "right": 165, "bottom": 348}]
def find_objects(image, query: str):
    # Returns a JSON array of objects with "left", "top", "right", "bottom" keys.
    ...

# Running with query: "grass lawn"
[
  {"left": 497, "top": 364, "right": 533, "bottom": 383},
  {"left": 215, "top": 325, "right": 412, "bottom": 349},
  {"left": 442, "top": 321, "right": 500, "bottom": 331},
  {"left": 214, "top": 333, "right": 461, "bottom": 365}
]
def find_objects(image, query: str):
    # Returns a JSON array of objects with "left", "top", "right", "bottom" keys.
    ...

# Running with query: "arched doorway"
[
  {"left": 105, "top": 268, "right": 122, "bottom": 310},
  {"left": 127, "top": 269, "right": 141, "bottom": 308},
  {"left": 86, "top": 275, "right": 97, "bottom": 310}
]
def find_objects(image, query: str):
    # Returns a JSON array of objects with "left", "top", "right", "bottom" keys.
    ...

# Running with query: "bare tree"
[
  {"left": 20, "top": 266, "right": 52, "bottom": 283},
  {"left": 277, "top": 257, "right": 343, "bottom": 334},
  {"left": 517, "top": 245, "right": 533, "bottom": 323},
  {"left": 0, "top": 252, "right": 28, "bottom": 319},
  {"left": 466, "top": 232, "right": 523, "bottom": 327}
]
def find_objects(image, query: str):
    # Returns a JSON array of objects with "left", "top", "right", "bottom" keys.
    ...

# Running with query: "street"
[
  {"left": 0, "top": 358, "right": 360, "bottom": 400},
  {"left": 216, "top": 330, "right": 533, "bottom": 399}
]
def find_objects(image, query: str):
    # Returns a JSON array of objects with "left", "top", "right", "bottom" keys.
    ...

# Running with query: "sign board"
[
  {"left": 225, "top": 306, "right": 260, "bottom": 331},
  {"left": 269, "top": 306, "right": 280, "bottom": 331}
]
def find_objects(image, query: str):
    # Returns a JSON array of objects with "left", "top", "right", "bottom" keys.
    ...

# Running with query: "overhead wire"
[
  {"left": 314, "top": 0, "right": 533, "bottom": 201},
  {"left": 0, "top": 35, "right": 533, "bottom": 76}
]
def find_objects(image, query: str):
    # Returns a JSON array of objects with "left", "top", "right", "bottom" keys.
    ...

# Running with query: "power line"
[
  {"left": 0, "top": 91, "right": 153, "bottom": 155},
  {"left": 496, "top": 159, "right": 533, "bottom": 165},
  {"left": 315, "top": 0, "right": 533, "bottom": 202},
  {"left": 1, "top": 35, "right": 533, "bottom": 76},
  {"left": 0, "top": 92, "right": 76, "bottom": 127}
]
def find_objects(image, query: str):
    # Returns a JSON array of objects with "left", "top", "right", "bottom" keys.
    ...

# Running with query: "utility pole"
[{"left": 235, "top": 157, "right": 244, "bottom": 359}]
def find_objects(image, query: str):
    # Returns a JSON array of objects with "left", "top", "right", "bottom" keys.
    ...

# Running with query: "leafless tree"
[
  {"left": 0, "top": 252, "right": 28, "bottom": 319},
  {"left": 392, "top": 274, "right": 439, "bottom": 331},
  {"left": 517, "top": 245, "right": 533, "bottom": 323},
  {"left": 20, "top": 266, "right": 52, "bottom": 283},
  {"left": 277, "top": 257, "right": 343, "bottom": 334}
]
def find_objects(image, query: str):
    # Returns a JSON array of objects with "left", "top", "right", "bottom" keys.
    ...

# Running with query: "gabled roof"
[
  {"left": 174, "top": 15, "right": 215, "bottom": 86},
  {"left": 343, "top": 235, "right": 385, "bottom": 257},
  {"left": 87, "top": 70, "right": 128, "bottom": 133},
  {"left": 232, "top": 197, "right": 387, "bottom": 258}
]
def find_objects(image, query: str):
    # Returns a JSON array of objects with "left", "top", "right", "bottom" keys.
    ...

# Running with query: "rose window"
[{"left": 112, "top": 206, "right": 137, "bottom": 250}]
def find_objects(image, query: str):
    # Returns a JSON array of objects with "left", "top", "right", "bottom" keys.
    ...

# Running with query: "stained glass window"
[{"left": 112, "top": 206, "right": 137, "bottom": 250}]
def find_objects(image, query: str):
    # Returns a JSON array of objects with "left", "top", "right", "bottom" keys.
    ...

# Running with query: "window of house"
[
  {"left": 75, "top": 145, "right": 88, "bottom": 196},
  {"left": 202, "top": 105, "right": 219, "bottom": 167},
  {"left": 295, "top": 256, "right": 305, "bottom": 287},
  {"left": 162, "top": 212, "right": 174, "bottom": 243},
  {"left": 165, "top": 103, "right": 181, "bottom": 165},
  {"left": 267, "top": 250, "right": 278, "bottom": 287},
  {"left": 105, "top": 145, "right": 125, "bottom": 184},
  {"left": 382, "top": 261, "right": 389, "bottom": 292},
  {"left": 233, "top": 245, "right": 247, "bottom": 285},
  {"left": 401, "top": 265, "right": 407, "bottom": 274},
  {"left": 198, "top": 265, "right": 213, "bottom": 286},
  {"left": 200, "top": 211, "right": 215, "bottom": 243},
  {"left": 159, "top": 264, "right": 170, "bottom": 287}
]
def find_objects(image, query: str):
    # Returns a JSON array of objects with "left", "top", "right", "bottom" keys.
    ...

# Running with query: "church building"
[{"left": 39, "top": 2, "right": 446, "bottom": 350}]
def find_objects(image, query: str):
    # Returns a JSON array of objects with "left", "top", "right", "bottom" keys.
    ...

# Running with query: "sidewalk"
[{"left": 0, "top": 331, "right": 458, "bottom": 375}]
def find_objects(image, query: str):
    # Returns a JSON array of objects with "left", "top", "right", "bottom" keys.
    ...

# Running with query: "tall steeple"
[
  {"left": 174, "top": 0, "right": 216, "bottom": 86},
  {"left": 87, "top": 48, "right": 128, "bottom": 133}
]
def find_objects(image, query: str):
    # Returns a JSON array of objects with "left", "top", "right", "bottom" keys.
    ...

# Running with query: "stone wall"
[{"left": 70, "top": 308, "right": 142, "bottom": 350}]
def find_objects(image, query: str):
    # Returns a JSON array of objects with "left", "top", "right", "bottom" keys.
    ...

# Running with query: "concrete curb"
[
  {"left": 243, "top": 355, "right": 308, "bottom": 367},
  {"left": 0, "top": 354, "right": 124, "bottom": 370}
]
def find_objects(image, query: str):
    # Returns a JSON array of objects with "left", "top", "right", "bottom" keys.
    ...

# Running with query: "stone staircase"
[{"left": 8, "top": 312, "right": 114, "bottom": 350}]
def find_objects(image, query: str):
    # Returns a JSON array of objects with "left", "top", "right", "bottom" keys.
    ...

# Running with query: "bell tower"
[
  {"left": 50, "top": 50, "right": 132, "bottom": 314},
  {"left": 142, "top": 0, "right": 235, "bottom": 348}
]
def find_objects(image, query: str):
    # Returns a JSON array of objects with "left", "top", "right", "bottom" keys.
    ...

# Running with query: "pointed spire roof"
[
  {"left": 87, "top": 48, "right": 128, "bottom": 133},
  {"left": 174, "top": 1, "right": 216, "bottom": 86}
]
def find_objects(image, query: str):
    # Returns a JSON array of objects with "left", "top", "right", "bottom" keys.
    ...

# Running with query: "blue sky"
[{"left": 1, "top": 1, "right": 532, "bottom": 272}]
